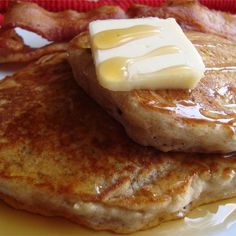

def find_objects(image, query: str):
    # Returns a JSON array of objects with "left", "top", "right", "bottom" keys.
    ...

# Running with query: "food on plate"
[
  {"left": 0, "top": 0, "right": 236, "bottom": 234},
  {"left": 0, "top": 2, "right": 126, "bottom": 63},
  {"left": 0, "top": 22, "right": 67, "bottom": 64},
  {"left": 3, "top": 1, "right": 235, "bottom": 43},
  {"left": 0, "top": 53, "right": 236, "bottom": 233},
  {"left": 1, "top": 2, "right": 126, "bottom": 42},
  {"left": 69, "top": 31, "right": 236, "bottom": 153},
  {"left": 0, "top": 29, "right": 25, "bottom": 51},
  {"left": 128, "top": 0, "right": 236, "bottom": 42},
  {"left": 1, "top": 0, "right": 236, "bottom": 63},
  {"left": 0, "top": 40, "right": 68, "bottom": 63}
]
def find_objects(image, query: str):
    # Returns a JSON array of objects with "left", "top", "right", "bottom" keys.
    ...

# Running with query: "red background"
[
  {"left": 0, "top": 0, "right": 236, "bottom": 12},
  {"left": 0, "top": 0, "right": 235, "bottom": 25}
]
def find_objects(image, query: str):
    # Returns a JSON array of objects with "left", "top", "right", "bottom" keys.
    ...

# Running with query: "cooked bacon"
[
  {"left": 0, "top": 42, "right": 68, "bottom": 63},
  {"left": 0, "top": 27, "right": 67, "bottom": 63},
  {"left": 1, "top": 2, "right": 127, "bottom": 42},
  {"left": 0, "top": 2, "right": 126, "bottom": 64},
  {"left": 0, "top": 29, "right": 26, "bottom": 51},
  {"left": 165, "top": 0, "right": 196, "bottom": 5},
  {"left": 69, "top": 31, "right": 90, "bottom": 49},
  {"left": 128, "top": 1, "right": 236, "bottom": 42}
]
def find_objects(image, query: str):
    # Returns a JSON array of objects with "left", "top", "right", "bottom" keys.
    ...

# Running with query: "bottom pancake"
[{"left": 0, "top": 53, "right": 236, "bottom": 233}]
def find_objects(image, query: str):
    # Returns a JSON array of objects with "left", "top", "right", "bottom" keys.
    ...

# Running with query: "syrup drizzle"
[
  {"left": 92, "top": 25, "right": 160, "bottom": 50},
  {"left": 97, "top": 46, "right": 181, "bottom": 83}
]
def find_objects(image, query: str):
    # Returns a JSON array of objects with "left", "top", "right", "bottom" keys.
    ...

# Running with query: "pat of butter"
[{"left": 89, "top": 18, "right": 205, "bottom": 91}]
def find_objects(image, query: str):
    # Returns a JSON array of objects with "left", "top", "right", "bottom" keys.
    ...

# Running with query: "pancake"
[
  {"left": 68, "top": 31, "right": 236, "bottom": 153},
  {"left": 0, "top": 53, "right": 236, "bottom": 233}
]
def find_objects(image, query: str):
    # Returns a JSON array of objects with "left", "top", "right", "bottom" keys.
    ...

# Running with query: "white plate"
[{"left": 0, "top": 28, "right": 236, "bottom": 236}]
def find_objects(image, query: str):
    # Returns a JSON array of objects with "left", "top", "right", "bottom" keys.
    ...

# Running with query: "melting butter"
[
  {"left": 89, "top": 18, "right": 205, "bottom": 91},
  {"left": 92, "top": 25, "right": 160, "bottom": 50},
  {"left": 98, "top": 46, "right": 180, "bottom": 82},
  {"left": 134, "top": 65, "right": 197, "bottom": 89}
]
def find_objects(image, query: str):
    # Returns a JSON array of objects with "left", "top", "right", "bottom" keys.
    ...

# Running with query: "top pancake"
[{"left": 68, "top": 31, "right": 236, "bottom": 153}]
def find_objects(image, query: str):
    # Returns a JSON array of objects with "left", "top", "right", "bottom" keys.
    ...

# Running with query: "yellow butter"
[{"left": 89, "top": 18, "right": 205, "bottom": 91}]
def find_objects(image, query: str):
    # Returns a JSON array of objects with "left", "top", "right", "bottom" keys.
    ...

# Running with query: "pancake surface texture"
[
  {"left": 0, "top": 53, "right": 236, "bottom": 233},
  {"left": 68, "top": 31, "right": 236, "bottom": 153}
]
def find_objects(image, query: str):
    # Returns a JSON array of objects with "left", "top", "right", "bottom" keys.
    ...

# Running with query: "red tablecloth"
[
  {"left": 0, "top": 0, "right": 235, "bottom": 25},
  {"left": 0, "top": 0, "right": 235, "bottom": 13},
  {"left": 0, "top": 14, "right": 3, "bottom": 25}
]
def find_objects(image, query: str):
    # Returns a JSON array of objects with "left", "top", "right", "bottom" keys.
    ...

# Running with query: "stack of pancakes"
[{"left": 0, "top": 0, "right": 236, "bottom": 233}]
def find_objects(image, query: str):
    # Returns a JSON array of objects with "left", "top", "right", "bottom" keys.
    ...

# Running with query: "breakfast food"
[
  {"left": 128, "top": 0, "right": 236, "bottom": 42},
  {"left": 1, "top": 2, "right": 126, "bottom": 41},
  {"left": 68, "top": 0, "right": 236, "bottom": 153},
  {"left": 89, "top": 18, "right": 205, "bottom": 91},
  {"left": 0, "top": 53, "right": 236, "bottom": 233},
  {"left": 0, "top": 2, "right": 126, "bottom": 63},
  {"left": 0, "top": 40, "right": 68, "bottom": 63},
  {"left": 0, "top": 0, "right": 236, "bottom": 234},
  {"left": 68, "top": 30, "right": 236, "bottom": 153},
  {"left": 1, "top": 0, "right": 236, "bottom": 63}
]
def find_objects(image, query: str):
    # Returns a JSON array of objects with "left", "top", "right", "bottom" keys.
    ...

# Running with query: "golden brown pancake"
[
  {"left": 68, "top": 31, "right": 236, "bottom": 153},
  {"left": 0, "top": 53, "right": 236, "bottom": 233}
]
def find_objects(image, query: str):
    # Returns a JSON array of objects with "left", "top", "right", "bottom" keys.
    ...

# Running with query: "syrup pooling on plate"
[
  {"left": 1, "top": 198, "right": 236, "bottom": 236},
  {"left": 98, "top": 46, "right": 180, "bottom": 82},
  {"left": 92, "top": 25, "right": 160, "bottom": 49},
  {"left": 184, "top": 200, "right": 236, "bottom": 228}
]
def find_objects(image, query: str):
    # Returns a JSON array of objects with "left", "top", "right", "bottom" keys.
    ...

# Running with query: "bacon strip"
[
  {"left": 0, "top": 2, "right": 126, "bottom": 64},
  {"left": 0, "top": 29, "right": 26, "bottom": 51},
  {"left": 0, "top": 42, "right": 68, "bottom": 63},
  {"left": 128, "top": 1, "right": 236, "bottom": 42},
  {"left": 0, "top": 26, "right": 68, "bottom": 63},
  {"left": 1, "top": 2, "right": 127, "bottom": 42}
]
